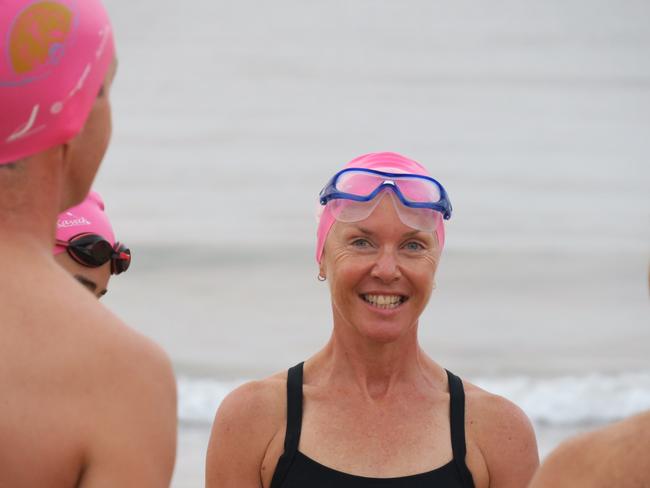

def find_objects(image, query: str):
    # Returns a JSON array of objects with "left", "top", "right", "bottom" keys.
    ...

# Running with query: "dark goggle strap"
[{"left": 111, "top": 242, "right": 131, "bottom": 275}]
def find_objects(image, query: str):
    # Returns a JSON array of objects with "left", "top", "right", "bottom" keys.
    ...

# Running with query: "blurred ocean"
[{"left": 98, "top": 0, "right": 650, "bottom": 486}]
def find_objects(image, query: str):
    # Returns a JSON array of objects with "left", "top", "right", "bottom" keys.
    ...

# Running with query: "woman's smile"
[{"left": 360, "top": 293, "right": 409, "bottom": 310}]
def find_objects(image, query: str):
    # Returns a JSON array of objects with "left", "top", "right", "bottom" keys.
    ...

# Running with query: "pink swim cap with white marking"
[
  {"left": 316, "top": 152, "right": 446, "bottom": 263},
  {"left": 0, "top": 0, "right": 115, "bottom": 165},
  {"left": 53, "top": 190, "right": 115, "bottom": 255}
]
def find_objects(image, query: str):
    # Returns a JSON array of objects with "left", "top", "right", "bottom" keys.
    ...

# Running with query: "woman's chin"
[{"left": 356, "top": 322, "right": 412, "bottom": 344}]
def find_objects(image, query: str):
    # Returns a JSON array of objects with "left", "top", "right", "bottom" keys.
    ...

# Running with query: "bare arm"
[
  {"left": 78, "top": 339, "right": 177, "bottom": 488},
  {"left": 470, "top": 392, "right": 539, "bottom": 488},
  {"left": 206, "top": 380, "right": 284, "bottom": 488}
]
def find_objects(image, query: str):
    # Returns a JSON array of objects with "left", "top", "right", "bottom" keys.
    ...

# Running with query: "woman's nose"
[{"left": 370, "top": 246, "right": 401, "bottom": 283}]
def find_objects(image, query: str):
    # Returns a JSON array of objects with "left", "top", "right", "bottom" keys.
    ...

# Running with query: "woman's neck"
[
  {"left": 0, "top": 154, "right": 64, "bottom": 255},
  {"left": 314, "top": 324, "right": 442, "bottom": 400}
]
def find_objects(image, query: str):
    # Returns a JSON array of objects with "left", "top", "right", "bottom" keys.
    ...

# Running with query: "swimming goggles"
[
  {"left": 56, "top": 233, "right": 131, "bottom": 275},
  {"left": 319, "top": 168, "right": 452, "bottom": 232}
]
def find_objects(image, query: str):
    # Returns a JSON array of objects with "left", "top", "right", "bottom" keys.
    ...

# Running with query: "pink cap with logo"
[
  {"left": 54, "top": 190, "right": 115, "bottom": 255},
  {"left": 0, "top": 0, "right": 115, "bottom": 165},
  {"left": 316, "top": 152, "right": 446, "bottom": 263}
]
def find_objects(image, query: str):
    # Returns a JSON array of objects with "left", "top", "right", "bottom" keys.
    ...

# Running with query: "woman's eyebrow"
[
  {"left": 402, "top": 229, "right": 423, "bottom": 238},
  {"left": 352, "top": 225, "right": 374, "bottom": 235},
  {"left": 74, "top": 275, "right": 97, "bottom": 292}
]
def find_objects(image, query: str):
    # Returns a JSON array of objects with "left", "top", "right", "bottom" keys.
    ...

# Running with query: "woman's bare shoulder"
[
  {"left": 463, "top": 380, "right": 536, "bottom": 439},
  {"left": 217, "top": 373, "right": 287, "bottom": 420},
  {"left": 206, "top": 371, "right": 290, "bottom": 486},
  {"left": 208, "top": 371, "right": 290, "bottom": 453},
  {"left": 463, "top": 380, "right": 539, "bottom": 488},
  {"left": 213, "top": 371, "right": 288, "bottom": 433}
]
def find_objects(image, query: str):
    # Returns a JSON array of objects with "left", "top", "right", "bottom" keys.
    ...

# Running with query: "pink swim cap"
[
  {"left": 316, "top": 152, "right": 446, "bottom": 263},
  {"left": 0, "top": 0, "right": 115, "bottom": 165},
  {"left": 54, "top": 190, "right": 115, "bottom": 255}
]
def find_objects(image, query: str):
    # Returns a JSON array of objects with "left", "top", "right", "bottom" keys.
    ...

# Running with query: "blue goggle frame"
[{"left": 319, "top": 168, "right": 453, "bottom": 220}]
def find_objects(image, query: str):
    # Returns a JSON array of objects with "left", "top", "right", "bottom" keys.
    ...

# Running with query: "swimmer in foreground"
[
  {"left": 54, "top": 191, "right": 131, "bottom": 299},
  {"left": 0, "top": 1, "right": 176, "bottom": 486},
  {"left": 528, "top": 410, "right": 650, "bottom": 488},
  {"left": 206, "top": 152, "right": 539, "bottom": 488}
]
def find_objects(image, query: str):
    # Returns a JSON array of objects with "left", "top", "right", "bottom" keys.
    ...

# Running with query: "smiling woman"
[
  {"left": 206, "top": 152, "right": 540, "bottom": 488},
  {"left": 319, "top": 198, "right": 440, "bottom": 345}
]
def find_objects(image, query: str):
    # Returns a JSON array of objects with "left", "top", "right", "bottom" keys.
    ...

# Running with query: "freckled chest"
[{"left": 299, "top": 385, "right": 454, "bottom": 477}]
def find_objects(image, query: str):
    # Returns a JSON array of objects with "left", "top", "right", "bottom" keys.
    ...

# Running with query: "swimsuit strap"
[
  {"left": 284, "top": 362, "right": 305, "bottom": 452},
  {"left": 446, "top": 369, "right": 475, "bottom": 488},
  {"left": 270, "top": 362, "right": 304, "bottom": 488}
]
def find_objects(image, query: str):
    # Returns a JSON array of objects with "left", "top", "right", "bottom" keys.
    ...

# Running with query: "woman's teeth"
[{"left": 362, "top": 294, "right": 404, "bottom": 309}]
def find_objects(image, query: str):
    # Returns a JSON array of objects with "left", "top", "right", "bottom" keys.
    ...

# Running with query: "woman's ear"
[{"left": 57, "top": 141, "right": 82, "bottom": 211}]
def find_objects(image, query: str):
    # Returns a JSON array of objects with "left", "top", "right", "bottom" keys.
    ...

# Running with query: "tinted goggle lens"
[
  {"left": 329, "top": 191, "right": 442, "bottom": 232},
  {"left": 335, "top": 171, "right": 442, "bottom": 204},
  {"left": 66, "top": 234, "right": 113, "bottom": 266}
]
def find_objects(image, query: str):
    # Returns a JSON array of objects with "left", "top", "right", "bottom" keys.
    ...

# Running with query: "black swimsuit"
[{"left": 270, "top": 362, "right": 475, "bottom": 488}]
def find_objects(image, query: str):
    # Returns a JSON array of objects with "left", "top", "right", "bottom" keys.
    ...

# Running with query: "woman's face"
[
  {"left": 61, "top": 59, "right": 118, "bottom": 210},
  {"left": 54, "top": 252, "right": 111, "bottom": 299},
  {"left": 320, "top": 193, "right": 441, "bottom": 343}
]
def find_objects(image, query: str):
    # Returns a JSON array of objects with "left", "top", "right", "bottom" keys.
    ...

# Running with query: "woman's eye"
[
  {"left": 404, "top": 241, "right": 424, "bottom": 251},
  {"left": 351, "top": 238, "right": 371, "bottom": 248}
]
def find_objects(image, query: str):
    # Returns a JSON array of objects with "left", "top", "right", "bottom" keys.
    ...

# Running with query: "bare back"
[{"left": 0, "top": 252, "right": 177, "bottom": 487}]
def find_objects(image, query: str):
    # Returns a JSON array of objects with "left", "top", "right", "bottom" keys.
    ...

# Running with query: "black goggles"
[{"left": 56, "top": 233, "right": 131, "bottom": 275}]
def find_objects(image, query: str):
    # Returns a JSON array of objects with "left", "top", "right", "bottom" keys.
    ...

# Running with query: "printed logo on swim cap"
[
  {"left": 57, "top": 211, "right": 91, "bottom": 229},
  {"left": 1, "top": 1, "right": 78, "bottom": 86}
]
